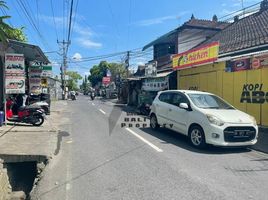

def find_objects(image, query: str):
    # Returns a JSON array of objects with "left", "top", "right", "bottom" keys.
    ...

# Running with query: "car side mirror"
[{"left": 179, "top": 103, "right": 189, "bottom": 110}]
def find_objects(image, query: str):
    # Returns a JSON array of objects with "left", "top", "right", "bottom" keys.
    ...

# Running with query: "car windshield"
[{"left": 188, "top": 93, "right": 235, "bottom": 109}]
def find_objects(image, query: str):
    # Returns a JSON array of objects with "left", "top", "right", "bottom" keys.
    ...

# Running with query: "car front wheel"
[
  {"left": 150, "top": 114, "right": 159, "bottom": 130},
  {"left": 189, "top": 125, "right": 206, "bottom": 149}
]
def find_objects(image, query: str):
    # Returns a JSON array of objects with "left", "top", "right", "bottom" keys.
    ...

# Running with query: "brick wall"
[{"left": 0, "top": 159, "right": 11, "bottom": 200}]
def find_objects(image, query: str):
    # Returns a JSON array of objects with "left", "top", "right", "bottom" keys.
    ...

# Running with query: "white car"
[{"left": 150, "top": 90, "right": 258, "bottom": 148}]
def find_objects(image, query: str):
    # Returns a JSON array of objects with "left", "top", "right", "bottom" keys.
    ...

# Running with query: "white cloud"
[
  {"left": 72, "top": 53, "right": 82, "bottom": 61},
  {"left": 136, "top": 61, "right": 145, "bottom": 66},
  {"left": 135, "top": 15, "right": 178, "bottom": 26},
  {"left": 39, "top": 14, "right": 102, "bottom": 49},
  {"left": 135, "top": 12, "right": 189, "bottom": 26},
  {"left": 73, "top": 24, "right": 94, "bottom": 37},
  {"left": 76, "top": 38, "right": 102, "bottom": 49},
  {"left": 84, "top": 71, "right": 90, "bottom": 76}
]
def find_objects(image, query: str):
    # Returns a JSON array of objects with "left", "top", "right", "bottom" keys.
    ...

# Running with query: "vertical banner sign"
[
  {"left": 41, "top": 63, "right": 53, "bottom": 77},
  {"left": 29, "top": 61, "right": 53, "bottom": 94},
  {"left": 29, "top": 61, "right": 42, "bottom": 94},
  {"left": 5, "top": 53, "right": 25, "bottom": 94}
]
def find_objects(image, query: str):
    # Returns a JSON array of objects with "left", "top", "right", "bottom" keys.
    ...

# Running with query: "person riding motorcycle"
[{"left": 90, "top": 91, "right": 95, "bottom": 100}]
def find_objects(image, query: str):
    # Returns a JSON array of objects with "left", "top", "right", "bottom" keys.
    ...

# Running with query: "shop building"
[
  {"left": 127, "top": 17, "right": 229, "bottom": 108},
  {"left": 175, "top": 1, "right": 268, "bottom": 126},
  {"left": 0, "top": 40, "right": 51, "bottom": 110}
]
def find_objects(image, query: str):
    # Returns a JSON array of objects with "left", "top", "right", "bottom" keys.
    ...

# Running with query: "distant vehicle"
[
  {"left": 70, "top": 91, "right": 76, "bottom": 100},
  {"left": 150, "top": 90, "right": 258, "bottom": 148}
]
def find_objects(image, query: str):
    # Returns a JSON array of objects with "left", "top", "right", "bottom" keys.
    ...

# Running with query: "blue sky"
[{"left": 4, "top": 0, "right": 260, "bottom": 77}]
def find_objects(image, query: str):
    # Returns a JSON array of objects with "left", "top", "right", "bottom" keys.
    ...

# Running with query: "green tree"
[
  {"left": 0, "top": 1, "right": 27, "bottom": 42},
  {"left": 81, "top": 75, "right": 91, "bottom": 93},
  {"left": 65, "top": 71, "right": 82, "bottom": 91},
  {"left": 88, "top": 61, "right": 126, "bottom": 87}
]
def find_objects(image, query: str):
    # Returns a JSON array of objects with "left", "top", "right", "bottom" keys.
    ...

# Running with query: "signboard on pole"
[
  {"left": 142, "top": 77, "right": 168, "bottom": 91},
  {"left": 5, "top": 53, "right": 25, "bottom": 94},
  {"left": 102, "top": 77, "right": 111, "bottom": 85},
  {"left": 145, "top": 61, "right": 157, "bottom": 77},
  {"left": 5, "top": 76, "right": 25, "bottom": 94},
  {"left": 172, "top": 42, "right": 219, "bottom": 70}
]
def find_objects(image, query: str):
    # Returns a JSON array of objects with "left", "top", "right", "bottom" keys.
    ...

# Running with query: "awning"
[
  {"left": 156, "top": 71, "right": 172, "bottom": 77},
  {"left": 7, "top": 40, "right": 50, "bottom": 63},
  {"left": 140, "top": 71, "right": 172, "bottom": 79}
]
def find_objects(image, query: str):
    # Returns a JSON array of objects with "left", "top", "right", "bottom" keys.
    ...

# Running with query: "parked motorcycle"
[
  {"left": 138, "top": 103, "right": 151, "bottom": 116},
  {"left": 30, "top": 101, "right": 50, "bottom": 115},
  {"left": 71, "top": 94, "right": 76, "bottom": 100},
  {"left": 28, "top": 93, "right": 50, "bottom": 115},
  {"left": 7, "top": 104, "right": 45, "bottom": 126}
]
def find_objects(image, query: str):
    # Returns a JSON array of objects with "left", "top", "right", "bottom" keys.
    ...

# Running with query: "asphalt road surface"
[{"left": 32, "top": 96, "right": 268, "bottom": 200}]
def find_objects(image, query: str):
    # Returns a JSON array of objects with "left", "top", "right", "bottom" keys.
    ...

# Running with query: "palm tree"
[{"left": 0, "top": 1, "right": 26, "bottom": 42}]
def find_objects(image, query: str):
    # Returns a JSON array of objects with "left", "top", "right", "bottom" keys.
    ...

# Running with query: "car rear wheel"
[
  {"left": 189, "top": 125, "right": 206, "bottom": 149},
  {"left": 150, "top": 114, "right": 159, "bottom": 130}
]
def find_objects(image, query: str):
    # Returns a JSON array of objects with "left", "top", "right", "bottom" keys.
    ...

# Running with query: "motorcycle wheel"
[{"left": 32, "top": 115, "right": 44, "bottom": 126}]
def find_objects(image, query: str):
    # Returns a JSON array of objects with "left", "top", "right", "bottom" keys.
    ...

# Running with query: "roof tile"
[{"left": 199, "top": 9, "right": 268, "bottom": 54}]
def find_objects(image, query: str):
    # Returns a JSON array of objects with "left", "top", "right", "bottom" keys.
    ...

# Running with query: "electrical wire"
[
  {"left": 17, "top": 0, "right": 52, "bottom": 50},
  {"left": 50, "top": 0, "right": 59, "bottom": 41},
  {"left": 70, "top": 0, "right": 79, "bottom": 42}
]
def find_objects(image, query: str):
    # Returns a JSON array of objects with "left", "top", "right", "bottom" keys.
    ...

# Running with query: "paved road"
[{"left": 32, "top": 96, "right": 268, "bottom": 200}]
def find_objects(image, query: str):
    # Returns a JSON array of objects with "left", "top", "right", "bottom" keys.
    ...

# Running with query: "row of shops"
[
  {"left": 0, "top": 40, "right": 61, "bottom": 112},
  {"left": 125, "top": 0, "right": 268, "bottom": 127}
]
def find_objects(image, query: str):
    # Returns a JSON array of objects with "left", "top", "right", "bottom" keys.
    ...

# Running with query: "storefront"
[
  {"left": 139, "top": 72, "right": 171, "bottom": 106},
  {"left": 0, "top": 40, "right": 51, "bottom": 111},
  {"left": 176, "top": 51, "right": 268, "bottom": 126}
]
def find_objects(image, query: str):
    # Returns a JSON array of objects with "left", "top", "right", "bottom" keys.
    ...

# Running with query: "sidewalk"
[
  {"left": 0, "top": 100, "right": 68, "bottom": 163},
  {"left": 252, "top": 127, "right": 268, "bottom": 153}
]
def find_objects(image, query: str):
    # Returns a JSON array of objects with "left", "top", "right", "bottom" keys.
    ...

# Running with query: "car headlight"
[
  {"left": 206, "top": 114, "right": 224, "bottom": 126},
  {"left": 249, "top": 116, "right": 257, "bottom": 126}
]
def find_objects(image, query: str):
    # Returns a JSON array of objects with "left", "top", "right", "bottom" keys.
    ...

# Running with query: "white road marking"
[
  {"left": 99, "top": 109, "right": 106, "bottom": 114},
  {"left": 125, "top": 128, "right": 163, "bottom": 152},
  {"left": 66, "top": 183, "right": 71, "bottom": 191},
  {"left": 92, "top": 103, "right": 95, "bottom": 106}
]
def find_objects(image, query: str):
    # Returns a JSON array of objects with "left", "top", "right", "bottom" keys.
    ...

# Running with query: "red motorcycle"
[{"left": 6, "top": 98, "right": 45, "bottom": 126}]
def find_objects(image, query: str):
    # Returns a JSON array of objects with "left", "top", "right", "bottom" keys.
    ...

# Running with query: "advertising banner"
[
  {"left": 172, "top": 42, "right": 219, "bottom": 70},
  {"left": 5, "top": 76, "right": 25, "bottom": 94},
  {"left": 5, "top": 53, "right": 25, "bottom": 75},
  {"left": 29, "top": 78, "right": 42, "bottom": 94},
  {"left": 225, "top": 54, "right": 268, "bottom": 72},
  {"left": 226, "top": 58, "right": 251, "bottom": 72},
  {"left": 29, "top": 61, "right": 52, "bottom": 77},
  {"left": 145, "top": 61, "right": 157, "bottom": 77},
  {"left": 142, "top": 77, "right": 168, "bottom": 91},
  {"left": 5, "top": 53, "right": 25, "bottom": 94},
  {"left": 252, "top": 54, "right": 268, "bottom": 69},
  {"left": 102, "top": 77, "right": 111, "bottom": 85}
]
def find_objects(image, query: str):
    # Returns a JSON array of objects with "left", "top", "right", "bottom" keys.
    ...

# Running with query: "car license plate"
[{"left": 234, "top": 130, "right": 248, "bottom": 137}]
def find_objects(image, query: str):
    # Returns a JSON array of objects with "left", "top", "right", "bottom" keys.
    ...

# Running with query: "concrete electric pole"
[{"left": 57, "top": 40, "right": 70, "bottom": 100}]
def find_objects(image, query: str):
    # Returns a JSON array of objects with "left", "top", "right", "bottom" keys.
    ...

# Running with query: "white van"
[{"left": 150, "top": 90, "right": 258, "bottom": 148}]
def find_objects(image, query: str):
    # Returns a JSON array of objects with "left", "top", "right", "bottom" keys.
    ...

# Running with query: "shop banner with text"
[
  {"left": 172, "top": 42, "right": 219, "bottom": 70},
  {"left": 5, "top": 53, "right": 25, "bottom": 94}
]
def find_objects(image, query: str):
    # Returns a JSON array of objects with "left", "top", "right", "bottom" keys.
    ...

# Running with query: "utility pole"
[
  {"left": 57, "top": 40, "right": 70, "bottom": 100},
  {"left": 125, "top": 51, "right": 130, "bottom": 78}
]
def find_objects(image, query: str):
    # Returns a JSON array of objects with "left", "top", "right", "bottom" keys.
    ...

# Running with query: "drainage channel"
[
  {"left": 1, "top": 155, "right": 48, "bottom": 200},
  {"left": 4, "top": 162, "right": 37, "bottom": 199}
]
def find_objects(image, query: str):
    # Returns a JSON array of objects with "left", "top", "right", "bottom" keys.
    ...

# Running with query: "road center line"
[
  {"left": 99, "top": 109, "right": 106, "bottom": 114},
  {"left": 125, "top": 128, "right": 163, "bottom": 152}
]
